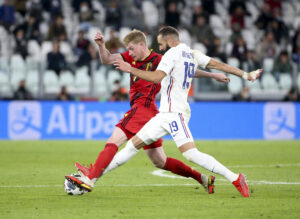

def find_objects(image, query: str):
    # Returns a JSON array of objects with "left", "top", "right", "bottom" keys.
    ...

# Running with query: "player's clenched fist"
[{"left": 94, "top": 31, "right": 104, "bottom": 47}]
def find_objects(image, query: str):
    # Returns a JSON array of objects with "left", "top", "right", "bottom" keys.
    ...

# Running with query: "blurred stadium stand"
[{"left": 0, "top": 0, "right": 300, "bottom": 101}]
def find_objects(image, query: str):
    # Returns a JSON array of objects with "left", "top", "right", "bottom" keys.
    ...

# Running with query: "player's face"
[
  {"left": 157, "top": 35, "right": 171, "bottom": 54},
  {"left": 126, "top": 42, "right": 144, "bottom": 61}
]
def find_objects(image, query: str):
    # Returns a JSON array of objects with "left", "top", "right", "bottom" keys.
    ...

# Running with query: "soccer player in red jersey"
[{"left": 66, "top": 29, "right": 229, "bottom": 193}]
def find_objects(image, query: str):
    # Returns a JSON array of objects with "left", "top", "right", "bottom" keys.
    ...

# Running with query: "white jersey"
[{"left": 157, "top": 43, "right": 211, "bottom": 117}]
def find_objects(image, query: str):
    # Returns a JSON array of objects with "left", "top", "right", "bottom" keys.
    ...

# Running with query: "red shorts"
[{"left": 116, "top": 105, "right": 163, "bottom": 150}]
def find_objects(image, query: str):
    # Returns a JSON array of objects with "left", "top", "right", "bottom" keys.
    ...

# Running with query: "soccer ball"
[{"left": 64, "top": 174, "right": 86, "bottom": 195}]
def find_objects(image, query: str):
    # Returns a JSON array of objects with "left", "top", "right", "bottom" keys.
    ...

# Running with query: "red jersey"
[{"left": 120, "top": 50, "right": 162, "bottom": 108}]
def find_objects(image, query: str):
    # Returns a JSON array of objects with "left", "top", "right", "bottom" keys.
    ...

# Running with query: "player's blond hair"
[{"left": 123, "top": 29, "right": 147, "bottom": 46}]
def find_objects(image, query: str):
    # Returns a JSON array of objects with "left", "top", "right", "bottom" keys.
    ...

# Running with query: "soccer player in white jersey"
[{"left": 81, "top": 26, "right": 262, "bottom": 197}]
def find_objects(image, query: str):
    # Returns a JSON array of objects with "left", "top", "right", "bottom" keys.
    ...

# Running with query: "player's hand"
[
  {"left": 213, "top": 73, "right": 230, "bottom": 83},
  {"left": 94, "top": 31, "right": 104, "bottom": 47},
  {"left": 113, "top": 60, "right": 132, "bottom": 73},
  {"left": 243, "top": 69, "right": 263, "bottom": 82}
]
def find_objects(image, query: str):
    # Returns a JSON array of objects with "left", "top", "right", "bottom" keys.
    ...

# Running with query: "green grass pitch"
[{"left": 0, "top": 140, "right": 299, "bottom": 219}]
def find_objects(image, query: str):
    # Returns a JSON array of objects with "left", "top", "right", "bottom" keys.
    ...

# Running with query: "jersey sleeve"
[
  {"left": 156, "top": 48, "right": 177, "bottom": 75},
  {"left": 192, "top": 50, "right": 211, "bottom": 68}
]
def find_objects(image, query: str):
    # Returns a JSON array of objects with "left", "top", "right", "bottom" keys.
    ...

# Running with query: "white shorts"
[{"left": 137, "top": 112, "right": 194, "bottom": 147}]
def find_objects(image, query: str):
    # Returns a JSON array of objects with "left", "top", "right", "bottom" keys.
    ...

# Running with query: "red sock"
[
  {"left": 163, "top": 157, "right": 203, "bottom": 184},
  {"left": 88, "top": 143, "right": 118, "bottom": 179}
]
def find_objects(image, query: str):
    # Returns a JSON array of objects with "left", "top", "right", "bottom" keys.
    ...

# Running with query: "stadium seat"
[
  {"left": 142, "top": 1, "right": 159, "bottom": 29},
  {"left": 0, "top": 56, "right": 9, "bottom": 72},
  {"left": 59, "top": 71, "right": 75, "bottom": 92},
  {"left": 26, "top": 70, "right": 39, "bottom": 95},
  {"left": 279, "top": 73, "right": 293, "bottom": 91},
  {"left": 43, "top": 70, "right": 60, "bottom": 94},
  {"left": 297, "top": 73, "right": 300, "bottom": 91},
  {"left": 121, "top": 73, "right": 130, "bottom": 91},
  {"left": 263, "top": 58, "right": 274, "bottom": 73},
  {"left": 261, "top": 73, "right": 279, "bottom": 90},
  {"left": 107, "top": 70, "right": 122, "bottom": 92},
  {"left": 209, "top": 15, "right": 224, "bottom": 29},
  {"left": 246, "top": 79, "right": 261, "bottom": 91},
  {"left": 227, "top": 57, "right": 240, "bottom": 68},
  {"left": 10, "top": 71, "right": 26, "bottom": 91},
  {"left": 0, "top": 71, "right": 11, "bottom": 96},
  {"left": 26, "top": 56, "right": 40, "bottom": 71},
  {"left": 41, "top": 41, "right": 53, "bottom": 62},
  {"left": 228, "top": 75, "right": 243, "bottom": 94},
  {"left": 28, "top": 40, "right": 41, "bottom": 58},
  {"left": 193, "top": 42, "right": 207, "bottom": 54},
  {"left": 94, "top": 67, "right": 108, "bottom": 98},
  {"left": 179, "top": 28, "right": 192, "bottom": 47},
  {"left": 10, "top": 54, "right": 26, "bottom": 72},
  {"left": 60, "top": 42, "right": 75, "bottom": 62},
  {"left": 119, "top": 27, "right": 131, "bottom": 41},
  {"left": 74, "top": 69, "right": 90, "bottom": 93}
]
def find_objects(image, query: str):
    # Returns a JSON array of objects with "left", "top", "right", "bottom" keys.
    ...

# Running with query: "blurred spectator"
[
  {"left": 230, "top": 22, "right": 242, "bottom": 43},
  {"left": 256, "top": 32, "right": 278, "bottom": 60},
  {"left": 243, "top": 50, "right": 260, "bottom": 73},
  {"left": 265, "top": 0, "right": 282, "bottom": 14},
  {"left": 13, "top": 0, "right": 27, "bottom": 17},
  {"left": 105, "top": 1, "right": 122, "bottom": 30},
  {"left": 47, "top": 40, "right": 67, "bottom": 76},
  {"left": 105, "top": 29, "right": 124, "bottom": 53},
  {"left": 192, "top": 4, "right": 209, "bottom": 25},
  {"left": 231, "top": 36, "right": 247, "bottom": 64},
  {"left": 14, "top": 14, "right": 40, "bottom": 43},
  {"left": 233, "top": 86, "right": 250, "bottom": 102},
  {"left": 189, "top": 15, "right": 215, "bottom": 48},
  {"left": 207, "top": 37, "right": 226, "bottom": 62},
  {"left": 79, "top": 1, "right": 94, "bottom": 22},
  {"left": 201, "top": 0, "right": 215, "bottom": 15},
  {"left": 272, "top": 51, "right": 293, "bottom": 81},
  {"left": 72, "top": 0, "right": 92, "bottom": 13},
  {"left": 292, "top": 32, "right": 300, "bottom": 54},
  {"left": 292, "top": 33, "right": 300, "bottom": 66},
  {"left": 268, "top": 19, "right": 288, "bottom": 44},
  {"left": 76, "top": 43, "right": 97, "bottom": 74},
  {"left": 255, "top": 3, "right": 273, "bottom": 30},
  {"left": 230, "top": 6, "right": 245, "bottom": 29},
  {"left": 229, "top": 0, "right": 247, "bottom": 15},
  {"left": 47, "top": 14, "right": 67, "bottom": 41},
  {"left": 74, "top": 30, "right": 90, "bottom": 55},
  {"left": 13, "top": 80, "right": 33, "bottom": 100},
  {"left": 110, "top": 80, "right": 128, "bottom": 101},
  {"left": 41, "top": 0, "right": 62, "bottom": 18},
  {"left": 56, "top": 86, "right": 74, "bottom": 101},
  {"left": 283, "top": 87, "right": 300, "bottom": 102},
  {"left": 0, "top": 0, "right": 15, "bottom": 31},
  {"left": 14, "top": 28, "right": 28, "bottom": 59},
  {"left": 164, "top": 1, "right": 180, "bottom": 28},
  {"left": 26, "top": 0, "right": 43, "bottom": 22}
]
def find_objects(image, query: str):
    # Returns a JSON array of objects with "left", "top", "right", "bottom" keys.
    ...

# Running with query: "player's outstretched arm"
[
  {"left": 206, "top": 58, "right": 262, "bottom": 82},
  {"left": 94, "top": 31, "right": 122, "bottom": 64},
  {"left": 113, "top": 59, "right": 166, "bottom": 83},
  {"left": 194, "top": 69, "right": 230, "bottom": 83}
]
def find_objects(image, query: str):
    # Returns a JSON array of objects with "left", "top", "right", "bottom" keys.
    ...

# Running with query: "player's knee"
[
  {"left": 152, "top": 160, "right": 165, "bottom": 168},
  {"left": 182, "top": 148, "right": 197, "bottom": 162}
]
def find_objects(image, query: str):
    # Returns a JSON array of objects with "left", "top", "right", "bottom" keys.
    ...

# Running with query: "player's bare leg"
[{"left": 179, "top": 142, "right": 249, "bottom": 197}]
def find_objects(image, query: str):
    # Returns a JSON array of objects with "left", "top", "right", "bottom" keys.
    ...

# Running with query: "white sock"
[
  {"left": 182, "top": 148, "right": 239, "bottom": 182},
  {"left": 102, "top": 140, "right": 139, "bottom": 175}
]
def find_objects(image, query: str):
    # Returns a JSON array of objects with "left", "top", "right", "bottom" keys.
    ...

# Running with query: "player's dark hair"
[{"left": 158, "top": 26, "right": 179, "bottom": 39}]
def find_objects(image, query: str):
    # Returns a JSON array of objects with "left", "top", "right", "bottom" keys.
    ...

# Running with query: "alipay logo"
[
  {"left": 8, "top": 102, "right": 42, "bottom": 139},
  {"left": 264, "top": 103, "right": 295, "bottom": 139}
]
